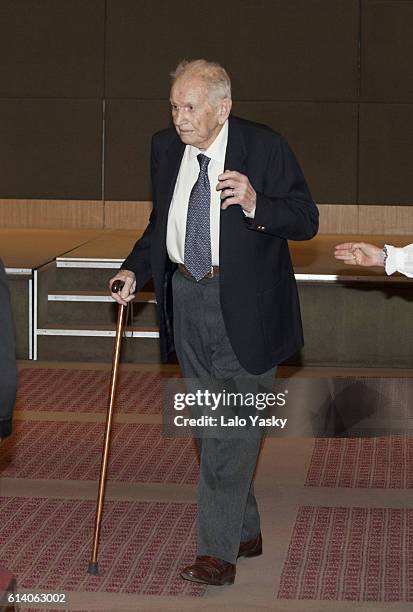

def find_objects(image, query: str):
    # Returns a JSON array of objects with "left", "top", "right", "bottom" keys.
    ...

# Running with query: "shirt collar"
[{"left": 188, "top": 119, "right": 228, "bottom": 164}]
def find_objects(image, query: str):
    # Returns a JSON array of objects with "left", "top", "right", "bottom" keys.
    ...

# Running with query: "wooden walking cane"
[{"left": 87, "top": 279, "right": 127, "bottom": 575}]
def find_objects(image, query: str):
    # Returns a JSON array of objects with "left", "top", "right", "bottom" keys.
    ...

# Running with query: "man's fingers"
[
  {"left": 119, "top": 277, "right": 133, "bottom": 299},
  {"left": 111, "top": 292, "right": 127, "bottom": 306},
  {"left": 109, "top": 270, "right": 136, "bottom": 306},
  {"left": 111, "top": 290, "right": 134, "bottom": 306},
  {"left": 217, "top": 171, "right": 254, "bottom": 215},
  {"left": 221, "top": 196, "right": 238, "bottom": 210},
  {"left": 219, "top": 187, "right": 241, "bottom": 200},
  {"left": 218, "top": 170, "right": 239, "bottom": 180},
  {"left": 217, "top": 170, "right": 248, "bottom": 187},
  {"left": 216, "top": 179, "right": 237, "bottom": 191},
  {"left": 216, "top": 177, "right": 246, "bottom": 191},
  {"left": 122, "top": 293, "right": 136, "bottom": 303}
]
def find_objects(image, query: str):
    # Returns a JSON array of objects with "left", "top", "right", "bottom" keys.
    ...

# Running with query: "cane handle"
[{"left": 111, "top": 279, "right": 125, "bottom": 293}]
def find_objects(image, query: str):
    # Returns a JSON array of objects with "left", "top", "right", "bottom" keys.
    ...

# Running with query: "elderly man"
[{"left": 110, "top": 59, "right": 318, "bottom": 585}]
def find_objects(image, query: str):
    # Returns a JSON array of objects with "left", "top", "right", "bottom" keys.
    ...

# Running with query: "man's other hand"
[
  {"left": 216, "top": 170, "right": 256, "bottom": 214},
  {"left": 108, "top": 269, "right": 136, "bottom": 306},
  {"left": 334, "top": 242, "right": 385, "bottom": 268}
]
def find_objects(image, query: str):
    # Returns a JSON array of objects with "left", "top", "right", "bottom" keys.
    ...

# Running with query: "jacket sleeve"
[
  {"left": 120, "top": 136, "right": 160, "bottom": 291},
  {"left": 247, "top": 136, "right": 319, "bottom": 241}
]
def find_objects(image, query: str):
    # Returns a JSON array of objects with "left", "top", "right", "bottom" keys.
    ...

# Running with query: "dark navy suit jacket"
[{"left": 122, "top": 115, "right": 319, "bottom": 374}]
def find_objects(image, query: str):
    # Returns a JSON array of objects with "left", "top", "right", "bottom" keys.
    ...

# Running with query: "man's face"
[{"left": 170, "top": 76, "right": 230, "bottom": 150}]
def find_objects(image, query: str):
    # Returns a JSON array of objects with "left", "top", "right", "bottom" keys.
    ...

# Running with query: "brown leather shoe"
[
  {"left": 237, "top": 532, "right": 262, "bottom": 558},
  {"left": 180, "top": 556, "right": 236, "bottom": 585}
]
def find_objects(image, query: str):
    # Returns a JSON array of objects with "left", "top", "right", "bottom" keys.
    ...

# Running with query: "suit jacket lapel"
[
  {"left": 220, "top": 116, "right": 248, "bottom": 248},
  {"left": 158, "top": 134, "right": 185, "bottom": 219},
  {"left": 224, "top": 116, "right": 247, "bottom": 174},
  {"left": 153, "top": 132, "right": 185, "bottom": 264}
]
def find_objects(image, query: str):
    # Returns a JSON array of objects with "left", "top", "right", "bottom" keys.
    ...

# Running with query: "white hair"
[{"left": 170, "top": 59, "right": 232, "bottom": 105}]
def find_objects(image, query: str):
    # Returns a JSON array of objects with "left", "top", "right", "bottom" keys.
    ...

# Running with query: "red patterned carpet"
[
  {"left": 278, "top": 506, "right": 413, "bottom": 601},
  {"left": 0, "top": 497, "right": 205, "bottom": 597},
  {"left": 2, "top": 367, "right": 206, "bottom": 602},
  {"left": 11, "top": 367, "right": 413, "bottom": 606},
  {"left": 306, "top": 437, "right": 413, "bottom": 488},
  {"left": 0, "top": 422, "right": 198, "bottom": 484},
  {"left": 16, "top": 369, "right": 179, "bottom": 414}
]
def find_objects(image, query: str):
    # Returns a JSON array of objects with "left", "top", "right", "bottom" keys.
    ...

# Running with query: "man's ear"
[{"left": 218, "top": 98, "right": 232, "bottom": 124}]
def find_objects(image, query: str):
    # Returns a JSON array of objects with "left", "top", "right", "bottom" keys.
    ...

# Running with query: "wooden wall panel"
[
  {"left": 0, "top": 200, "right": 103, "bottom": 229},
  {"left": 319, "top": 204, "right": 413, "bottom": 235},
  {"left": 358, "top": 205, "right": 413, "bottom": 235},
  {"left": 317, "top": 204, "right": 359, "bottom": 234},
  {"left": 104, "top": 201, "right": 152, "bottom": 229},
  {"left": 1, "top": 200, "right": 412, "bottom": 234}
]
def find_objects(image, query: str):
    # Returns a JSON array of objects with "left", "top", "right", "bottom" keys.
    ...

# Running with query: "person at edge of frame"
[
  {"left": 109, "top": 59, "right": 319, "bottom": 586},
  {"left": 0, "top": 258, "right": 17, "bottom": 443},
  {"left": 334, "top": 241, "right": 413, "bottom": 278}
]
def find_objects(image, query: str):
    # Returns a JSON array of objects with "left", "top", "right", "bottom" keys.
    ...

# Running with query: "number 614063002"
[{"left": 8, "top": 591, "right": 67, "bottom": 604}]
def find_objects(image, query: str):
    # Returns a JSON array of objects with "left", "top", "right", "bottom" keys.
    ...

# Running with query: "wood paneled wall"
[
  {"left": 0, "top": 200, "right": 103, "bottom": 229},
  {"left": 0, "top": 200, "right": 411, "bottom": 235}
]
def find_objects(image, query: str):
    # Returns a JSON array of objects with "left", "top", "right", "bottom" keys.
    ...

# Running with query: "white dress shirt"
[
  {"left": 166, "top": 121, "right": 229, "bottom": 266},
  {"left": 385, "top": 243, "right": 413, "bottom": 278}
]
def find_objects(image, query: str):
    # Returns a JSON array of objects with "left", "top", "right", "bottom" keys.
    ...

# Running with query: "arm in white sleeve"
[{"left": 385, "top": 243, "right": 413, "bottom": 278}]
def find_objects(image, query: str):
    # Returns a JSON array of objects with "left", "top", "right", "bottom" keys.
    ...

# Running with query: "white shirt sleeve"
[
  {"left": 385, "top": 243, "right": 413, "bottom": 278},
  {"left": 242, "top": 207, "right": 256, "bottom": 219}
]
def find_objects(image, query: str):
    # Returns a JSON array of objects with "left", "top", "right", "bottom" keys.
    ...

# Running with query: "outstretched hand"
[{"left": 334, "top": 242, "right": 385, "bottom": 268}]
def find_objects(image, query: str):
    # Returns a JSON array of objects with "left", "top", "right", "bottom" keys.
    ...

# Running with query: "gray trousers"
[
  {"left": 0, "top": 260, "right": 17, "bottom": 439},
  {"left": 172, "top": 269, "right": 276, "bottom": 563}
]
